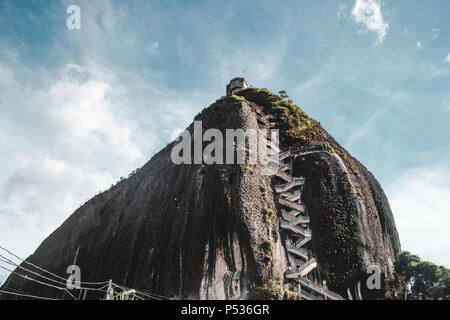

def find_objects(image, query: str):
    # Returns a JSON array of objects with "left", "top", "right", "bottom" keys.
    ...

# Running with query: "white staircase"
[
  {"left": 246, "top": 101, "right": 344, "bottom": 301},
  {"left": 274, "top": 178, "right": 305, "bottom": 193}
]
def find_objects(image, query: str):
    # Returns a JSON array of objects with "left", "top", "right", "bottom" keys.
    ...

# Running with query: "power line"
[
  {"left": 3, "top": 283, "right": 31, "bottom": 296},
  {"left": 1, "top": 255, "right": 79, "bottom": 289},
  {"left": 0, "top": 254, "right": 109, "bottom": 292},
  {"left": 0, "top": 245, "right": 172, "bottom": 300},
  {"left": 0, "top": 289, "right": 60, "bottom": 300},
  {"left": 111, "top": 284, "right": 161, "bottom": 301},
  {"left": 1, "top": 282, "right": 65, "bottom": 301},
  {"left": 0, "top": 264, "right": 78, "bottom": 300},
  {"left": 0, "top": 245, "right": 109, "bottom": 286},
  {"left": 112, "top": 283, "right": 170, "bottom": 300}
]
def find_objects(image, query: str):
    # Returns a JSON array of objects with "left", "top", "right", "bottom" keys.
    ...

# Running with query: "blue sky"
[{"left": 1, "top": 0, "right": 450, "bottom": 281}]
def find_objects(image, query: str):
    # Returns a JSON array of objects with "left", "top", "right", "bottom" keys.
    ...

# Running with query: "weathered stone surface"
[
  {"left": 0, "top": 97, "right": 286, "bottom": 300},
  {"left": 0, "top": 91, "right": 400, "bottom": 300},
  {"left": 293, "top": 151, "right": 400, "bottom": 299}
]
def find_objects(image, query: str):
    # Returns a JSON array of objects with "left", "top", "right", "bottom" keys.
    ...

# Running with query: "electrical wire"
[
  {"left": 0, "top": 265, "right": 78, "bottom": 300},
  {"left": 0, "top": 245, "right": 172, "bottom": 300},
  {"left": 112, "top": 283, "right": 170, "bottom": 300},
  {"left": 0, "top": 254, "right": 109, "bottom": 292},
  {"left": 0, "top": 245, "right": 109, "bottom": 286},
  {"left": 0, "top": 289, "right": 60, "bottom": 300}
]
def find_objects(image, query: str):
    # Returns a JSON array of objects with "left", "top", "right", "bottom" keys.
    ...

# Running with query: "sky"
[{"left": 0, "top": 0, "right": 449, "bottom": 282}]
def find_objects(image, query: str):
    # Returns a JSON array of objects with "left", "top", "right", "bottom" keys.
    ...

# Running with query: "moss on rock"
[{"left": 248, "top": 280, "right": 300, "bottom": 300}]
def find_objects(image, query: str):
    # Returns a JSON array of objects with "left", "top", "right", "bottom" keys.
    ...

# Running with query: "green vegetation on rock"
[
  {"left": 260, "top": 181, "right": 275, "bottom": 224},
  {"left": 263, "top": 207, "right": 276, "bottom": 224},
  {"left": 236, "top": 88, "right": 363, "bottom": 180},
  {"left": 236, "top": 88, "right": 319, "bottom": 146},
  {"left": 261, "top": 241, "right": 274, "bottom": 265},
  {"left": 249, "top": 280, "right": 300, "bottom": 300}
]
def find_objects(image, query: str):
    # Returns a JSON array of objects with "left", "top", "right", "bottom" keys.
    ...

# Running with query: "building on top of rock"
[{"left": 226, "top": 77, "right": 248, "bottom": 96}]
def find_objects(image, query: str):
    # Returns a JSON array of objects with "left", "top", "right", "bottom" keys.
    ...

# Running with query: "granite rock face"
[
  {"left": 0, "top": 98, "right": 287, "bottom": 300},
  {"left": 0, "top": 90, "right": 400, "bottom": 300},
  {"left": 293, "top": 151, "right": 399, "bottom": 299}
]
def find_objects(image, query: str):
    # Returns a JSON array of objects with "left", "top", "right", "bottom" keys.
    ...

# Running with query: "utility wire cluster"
[{"left": 0, "top": 245, "right": 171, "bottom": 301}]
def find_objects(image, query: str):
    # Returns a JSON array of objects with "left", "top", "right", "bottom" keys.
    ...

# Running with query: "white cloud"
[
  {"left": 416, "top": 41, "right": 423, "bottom": 49},
  {"left": 432, "top": 28, "right": 440, "bottom": 40},
  {"left": 0, "top": 64, "right": 145, "bottom": 272},
  {"left": 337, "top": 3, "right": 347, "bottom": 19},
  {"left": 387, "top": 167, "right": 450, "bottom": 267},
  {"left": 351, "top": 0, "right": 389, "bottom": 44},
  {"left": 151, "top": 41, "right": 159, "bottom": 49},
  {"left": 48, "top": 77, "right": 142, "bottom": 163},
  {"left": 146, "top": 41, "right": 160, "bottom": 55},
  {"left": 445, "top": 53, "right": 450, "bottom": 64},
  {"left": 0, "top": 0, "right": 217, "bottom": 268}
]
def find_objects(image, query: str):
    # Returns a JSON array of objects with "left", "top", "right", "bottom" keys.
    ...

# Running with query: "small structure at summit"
[{"left": 226, "top": 77, "right": 248, "bottom": 96}]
